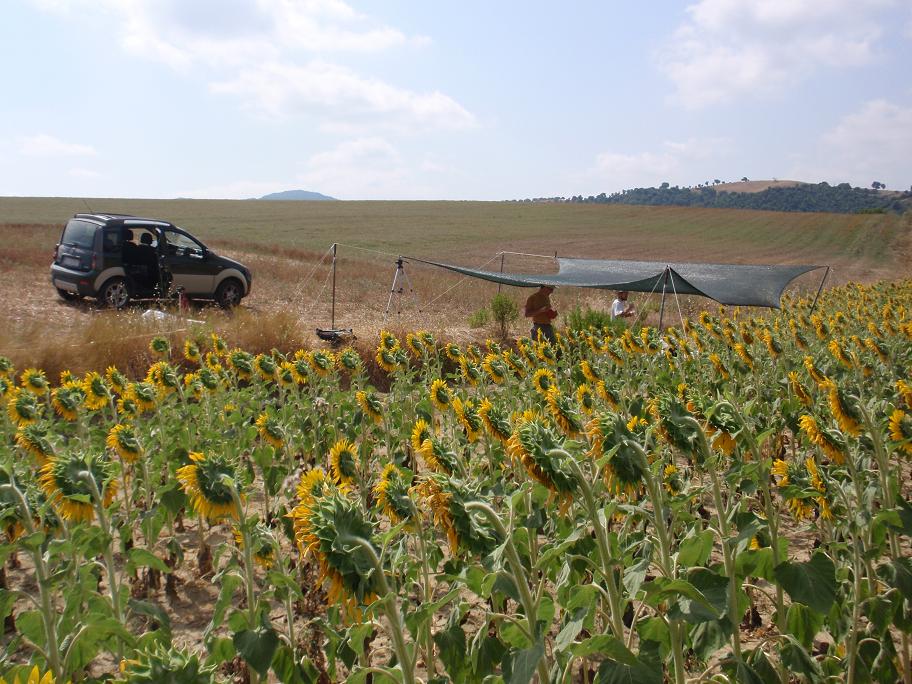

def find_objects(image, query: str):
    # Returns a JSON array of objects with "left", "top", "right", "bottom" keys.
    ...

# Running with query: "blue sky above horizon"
[{"left": 2, "top": 0, "right": 911, "bottom": 200}]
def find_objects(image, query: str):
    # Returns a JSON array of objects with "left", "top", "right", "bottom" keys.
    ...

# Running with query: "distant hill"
[
  {"left": 519, "top": 180, "right": 911, "bottom": 214},
  {"left": 257, "top": 190, "right": 337, "bottom": 201}
]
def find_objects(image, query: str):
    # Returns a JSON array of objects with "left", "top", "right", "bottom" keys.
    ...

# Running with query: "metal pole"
[
  {"left": 497, "top": 252, "right": 505, "bottom": 294},
  {"left": 658, "top": 267, "right": 670, "bottom": 330},
  {"left": 330, "top": 243, "right": 337, "bottom": 328},
  {"left": 808, "top": 265, "right": 830, "bottom": 314},
  {"left": 385, "top": 258, "right": 403, "bottom": 316}
]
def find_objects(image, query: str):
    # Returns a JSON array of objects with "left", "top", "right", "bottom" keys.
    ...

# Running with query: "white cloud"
[
  {"left": 590, "top": 138, "right": 731, "bottom": 191},
  {"left": 68, "top": 167, "right": 101, "bottom": 179},
  {"left": 297, "top": 137, "right": 407, "bottom": 197},
  {"left": 19, "top": 134, "right": 96, "bottom": 157},
  {"left": 789, "top": 99, "right": 912, "bottom": 188},
  {"left": 175, "top": 179, "right": 290, "bottom": 200},
  {"left": 660, "top": 0, "right": 894, "bottom": 109},
  {"left": 210, "top": 61, "right": 475, "bottom": 129}
]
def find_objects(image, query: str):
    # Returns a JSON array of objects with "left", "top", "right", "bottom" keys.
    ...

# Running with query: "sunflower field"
[{"left": 0, "top": 280, "right": 911, "bottom": 684}]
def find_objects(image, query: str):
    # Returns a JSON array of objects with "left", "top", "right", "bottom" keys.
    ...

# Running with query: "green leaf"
[
  {"left": 15, "top": 610, "right": 45, "bottom": 647},
  {"left": 666, "top": 570, "right": 728, "bottom": 624},
  {"left": 206, "top": 636, "right": 236, "bottom": 666},
  {"left": 779, "top": 636, "right": 823, "bottom": 682},
  {"left": 554, "top": 606, "right": 588, "bottom": 652},
  {"left": 502, "top": 638, "right": 544, "bottom": 684},
  {"left": 773, "top": 552, "right": 837, "bottom": 614},
  {"left": 785, "top": 603, "right": 823, "bottom": 648},
  {"left": 127, "top": 548, "right": 171, "bottom": 574},
  {"left": 272, "top": 645, "right": 321, "bottom": 684},
  {"left": 434, "top": 610, "right": 470, "bottom": 682},
  {"left": 678, "top": 529, "right": 713, "bottom": 567},
  {"left": 206, "top": 572, "right": 243, "bottom": 637},
  {"left": 234, "top": 624, "right": 280, "bottom": 677},
  {"left": 592, "top": 637, "right": 663, "bottom": 684},
  {"left": 878, "top": 557, "right": 912, "bottom": 600},
  {"left": 0, "top": 589, "right": 17, "bottom": 623},
  {"left": 128, "top": 598, "right": 172, "bottom": 641},
  {"left": 735, "top": 548, "right": 776, "bottom": 581},
  {"left": 469, "top": 621, "right": 506, "bottom": 681},
  {"left": 689, "top": 618, "right": 732, "bottom": 661}
]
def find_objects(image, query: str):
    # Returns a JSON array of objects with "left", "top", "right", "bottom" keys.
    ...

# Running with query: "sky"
[{"left": 1, "top": 0, "right": 911, "bottom": 200}]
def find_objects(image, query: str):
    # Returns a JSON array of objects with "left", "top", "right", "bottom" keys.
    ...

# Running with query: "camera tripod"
[{"left": 385, "top": 257, "right": 422, "bottom": 316}]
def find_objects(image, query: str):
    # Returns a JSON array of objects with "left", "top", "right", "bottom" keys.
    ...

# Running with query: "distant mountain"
[{"left": 257, "top": 189, "right": 337, "bottom": 201}]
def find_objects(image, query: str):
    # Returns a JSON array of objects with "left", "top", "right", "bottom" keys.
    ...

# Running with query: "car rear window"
[{"left": 61, "top": 220, "right": 97, "bottom": 248}]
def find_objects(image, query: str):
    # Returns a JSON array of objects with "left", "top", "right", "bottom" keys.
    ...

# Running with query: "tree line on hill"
[{"left": 514, "top": 181, "right": 912, "bottom": 214}]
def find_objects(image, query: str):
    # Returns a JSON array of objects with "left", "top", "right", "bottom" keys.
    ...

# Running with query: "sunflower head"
[
  {"left": 482, "top": 353, "right": 507, "bottom": 384},
  {"left": 356, "top": 390, "right": 383, "bottom": 424},
  {"left": 337, "top": 348, "right": 363, "bottom": 374},
  {"left": 825, "top": 381, "right": 863, "bottom": 437},
  {"left": 15, "top": 424, "right": 54, "bottom": 463},
  {"left": 460, "top": 358, "right": 482, "bottom": 386},
  {"left": 310, "top": 350, "right": 335, "bottom": 377},
  {"left": 234, "top": 522, "right": 276, "bottom": 569},
  {"left": 51, "top": 381, "right": 85, "bottom": 421},
  {"left": 38, "top": 451, "right": 117, "bottom": 523},
  {"left": 479, "top": 398, "right": 512, "bottom": 444},
  {"left": 798, "top": 414, "right": 846, "bottom": 464},
  {"left": 406, "top": 333, "right": 425, "bottom": 357},
  {"left": 546, "top": 388, "right": 584, "bottom": 437},
  {"left": 149, "top": 336, "right": 171, "bottom": 357},
  {"left": 254, "top": 353, "right": 277, "bottom": 381},
  {"left": 375, "top": 347, "right": 400, "bottom": 374},
  {"left": 129, "top": 382, "right": 158, "bottom": 412},
  {"left": 411, "top": 474, "right": 501, "bottom": 556},
  {"left": 227, "top": 349, "right": 254, "bottom": 379},
  {"left": 256, "top": 413, "right": 286, "bottom": 449},
  {"left": 888, "top": 409, "right": 912, "bottom": 457},
  {"left": 507, "top": 415, "right": 577, "bottom": 497},
  {"left": 7, "top": 388, "right": 41, "bottom": 427},
  {"left": 107, "top": 423, "right": 142, "bottom": 463},
  {"left": 373, "top": 463, "right": 414, "bottom": 524},
  {"left": 145, "top": 362, "right": 179, "bottom": 395},
  {"left": 379, "top": 330, "right": 400, "bottom": 352},
  {"left": 411, "top": 419, "right": 432, "bottom": 452},
  {"left": 276, "top": 362, "right": 296, "bottom": 388},
  {"left": 585, "top": 413, "right": 648, "bottom": 499},
  {"left": 19, "top": 369, "right": 49, "bottom": 396},
  {"left": 105, "top": 366, "right": 128, "bottom": 394},
  {"left": 445, "top": 343, "right": 463, "bottom": 363},
  {"left": 211, "top": 333, "right": 229, "bottom": 356},
  {"left": 531, "top": 368, "right": 556, "bottom": 396},
  {"left": 81, "top": 371, "right": 112, "bottom": 410},
  {"left": 176, "top": 452, "right": 242, "bottom": 521},
  {"left": 0, "top": 356, "right": 13, "bottom": 378},
  {"left": 329, "top": 439, "right": 359, "bottom": 487},
  {"left": 453, "top": 397, "right": 484, "bottom": 442},
  {"left": 0, "top": 665, "right": 62, "bottom": 684},
  {"left": 429, "top": 378, "right": 451, "bottom": 411},
  {"left": 648, "top": 395, "right": 701, "bottom": 456},
  {"left": 418, "top": 436, "right": 460, "bottom": 475},
  {"left": 183, "top": 340, "right": 201, "bottom": 364}
]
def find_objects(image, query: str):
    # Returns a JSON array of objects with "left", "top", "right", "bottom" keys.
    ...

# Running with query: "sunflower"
[
  {"left": 508, "top": 414, "right": 577, "bottom": 499},
  {"left": 337, "top": 348, "right": 363, "bottom": 374},
  {"left": 276, "top": 362, "right": 296, "bottom": 388},
  {"left": 460, "top": 358, "right": 482, "bottom": 386},
  {"left": 145, "top": 362, "right": 179, "bottom": 396},
  {"left": 176, "top": 452, "right": 242, "bottom": 521},
  {"left": 39, "top": 452, "right": 117, "bottom": 523},
  {"left": 183, "top": 340, "right": 201, "bottom": 364},
  {"left": 733, "top": 343, "right": 754, "bottom": 371},
  {"left": 411, "top": 419, "right": 432, "bottom": 452},
  {"left": 596, "top": 381, "right": 620, "bottom": 410},
  {"left": 295, "top": 468, "right": 329, "bottom": 507},
  {"left": 579, "top": 360, "right": 600, "bottom": 384},
  {"left": 51, "top": 381, "right": 85, "bottom": 421},
  {"left": 803, "top": 356, "right": 829, "bottom": 388},
  {"left": 585, "top": 414, "right": 648, "bottom": 499},
  {"left": 896, "top": 380, "right": 912, "bottom": 410},
  {"left": 708, "top": 354, "right": 731, "bottom": 381},
  {"left": 411, "top": 474, "right": 500, "bottom": 556},
  {"left": 825, "top": 381, "right": 862, "bottom": 437},
  {"left": 105, "top": 366, "right": 128, "bottom": 395},
  {"left": 79, "top": 371, "right": 110, "bottom": 410},
  {"left": 149, "top": 336, "right": 171, "bottom": 357},
  {"left": 0, "top": 356, "right": 12, "bottom": 378},
  {"left": 0, "top": 665, "right": 61, "bottom": 684},
  {"left": 546, "top": 388, "right": 583, "bottom": 437},
  {"left": 128, "top": 382, "right": 158, "bottom": 413},
  {"left": 445, "top": 343, "right": 463, "bottom": 363},
  {"left": 419, "top": 330, "right": 436, "bottom": 349},
  {"left": 482, "top": 353, "right": 507, "bottom": 384},
  {"left": 888, "top": 409, "right": 912, "bottom": 456},
  {"left": 502, "top": 349, "right": 527, "bottom": 378},
  {"left": 116, "top": 393, "right": 139, "bottom": 419},
  {"left": 356, "top": 390, "right": 383, "bottom": 424},
  {"left": 379, "top": 330, "right": 400, "bottom": 352},
  {"left": 531, "top": 368, "right": 556, "bottom": 396},
  {"left": 429, "top": 379, "right": 452, "bottom": 411},
  {"left": 291, "top": 486, "right": 379, "bottom": 615},
  {"left": 787, "top": 371, "right": 813, "bottom": 407},
  {"left": 15, "top": 424, "right": 54, "bottom": 463},
  {"left": 19, "top": 369, "right": 49, "bottom": 396},
  {"left": 373, "top": 463, "right": 413, "bottom": 524},
  {"left": 536, "top": 341, "right": 558, "bottom": 365},
  {"left": 827, "top": 339, "right": 855, "bottom": 369},
  {"left": 211, "top": 333, "right": 229, "bottom": 356},
  {"left": 310, "top": 350, "right": 335, "bottom": 377},
  {"left": 863, "top": 337, "right": 888, "bottom": 362},
  {"left": 329, "top": 439, "right": 359, "bottom": 487},
  {"left": 648, "top": 396, "right": 700, "bottom": 455},
  {"left": 453, "top": 397, "right": 483, "bottom": 442},
  {"left": 254, "top": 353, "right": 277, "bottom": 382},
  {"left": 7, "top": 388, "right": 40, "bottom": 427},
  {"left": 291, "top": 358, "right": 311, "bottom": 385},
  {"left": 663, "top": 463, "right": 683, "bottom": 495},
  {"left": 233, "top": 522, "right": 276, "bottom": 569},
  {"left": 466, "top": 344, "right": 482, "bottom": 362},
  {"left": 405, "top": 333, "right": 425, "bottom": 358},
  {"left": 478, "top": 398, "right": 512, "bottom": 444},
  {"left": 106, "top": 423, "right": 142, "bottom": 463},
  {"left": 256, "top": 413, "right": 286, "bottom": 449},
  {"left": 798, "top": 414, "right": 846, "bottom": 464},
  {"left": 417, "top": 436, "right": 459, "bottom": 475},
  {"left": 375, "top": 347, "right": 400, "bottom": 374},
  {"left": 183, "top": 373, "right": 203, "bottom": 401},
  {"left": 227, "top": 349, "right": 254, "bottom": 380}
]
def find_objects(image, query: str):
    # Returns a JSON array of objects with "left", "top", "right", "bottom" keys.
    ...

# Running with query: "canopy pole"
[
  {"left": 330, "top": 243, "right": 337, "bottom": 328},
  {"left": 658, "top": 267, "right": 670, "bottom": 330},
  {"left": 497, "top": 251, "right": 505, "bottom": 294},
  {"left": 808, "top": 266, "right": 830, "bottom": 314}
]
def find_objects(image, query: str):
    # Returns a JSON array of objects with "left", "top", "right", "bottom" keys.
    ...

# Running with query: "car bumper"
[{"left": 50, "top": 264, "right": 97, "bottom": 296}]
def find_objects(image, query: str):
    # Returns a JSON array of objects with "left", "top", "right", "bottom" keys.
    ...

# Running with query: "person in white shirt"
[{"left": 611, "top": 290, "right": 635, "bottom": 319}]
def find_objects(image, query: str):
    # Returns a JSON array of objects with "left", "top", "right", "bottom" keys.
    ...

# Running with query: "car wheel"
[
  {"left": 56, "top": 287, "right": 82, "bottom": 302},
  {"left": 214, "top": 278, "right": 243, "bottom": 309},
  {"left": 98, "top": 277, "right": 130, "bottom": 309}
]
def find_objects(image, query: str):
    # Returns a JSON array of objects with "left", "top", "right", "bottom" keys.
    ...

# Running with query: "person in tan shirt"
[{"left": 524, "top": 284, "right": 557, "bottom": 343}]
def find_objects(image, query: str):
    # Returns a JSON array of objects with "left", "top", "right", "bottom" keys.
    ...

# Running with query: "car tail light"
[
  {"left": 91, "top": 254, "right": 97, "bottom": 270},
  {"left": 53, "top": 244, "right": 59, "bottom": 262}
]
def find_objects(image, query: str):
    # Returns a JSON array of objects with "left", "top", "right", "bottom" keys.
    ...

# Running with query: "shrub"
[
  {"left": 468, "top": 308, "right": 489, "bottom": 329},
  {"left": 565, "top": 305, "right": 626, "bottom": 334},
  {"left": 490, "top": 293, "right": 519, "bottom": 338}
]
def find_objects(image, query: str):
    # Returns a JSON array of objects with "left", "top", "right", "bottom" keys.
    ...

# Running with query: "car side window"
[
  {"left": 163, "top": 229, "right": 204, "bottom": 256},
  {"left": 102, "top": 229, "right": 122, "bottom": 252}
]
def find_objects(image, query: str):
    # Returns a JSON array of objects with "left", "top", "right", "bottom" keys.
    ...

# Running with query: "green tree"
[{"left": 490, "top": 293, "right": 519, "bottom": 339}]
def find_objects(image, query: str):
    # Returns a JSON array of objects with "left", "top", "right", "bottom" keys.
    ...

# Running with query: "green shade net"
[{"left": 407, "top": 256, "right": 821, "bottom": 308}]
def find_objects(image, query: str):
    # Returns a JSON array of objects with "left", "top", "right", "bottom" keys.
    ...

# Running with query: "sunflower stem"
[
  {"left": 227, "top": 480, "right": 260, "bottom": 684},
  {"left": 465, "top": 501, "right": 551, "bottom": 684}
]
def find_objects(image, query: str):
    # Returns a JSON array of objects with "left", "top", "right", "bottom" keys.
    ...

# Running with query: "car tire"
[
  {"left": 56, "top": 288, "right": 82, "bottom": 302},
  {"left": 214, "top": 278, "right": 243, "bottom": 309},
  {"left": 98, "top": 277, "right": 130, "bottom": 309}
]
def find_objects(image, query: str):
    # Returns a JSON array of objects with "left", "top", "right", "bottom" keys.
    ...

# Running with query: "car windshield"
[
  {"left": 164, "top": 229, "right": 204, "bottom": 252},
  {"left": 61, "top": 220, "right": 97, "bottom": 248}
]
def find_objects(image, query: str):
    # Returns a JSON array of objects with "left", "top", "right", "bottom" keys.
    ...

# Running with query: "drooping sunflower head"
[
  {"left": 276, "top": 361, "right": 296, "bottom": 388},
  {"left": 482, "top": 353, "right": 507, "bottom": 384},
  {"left": 536, "top": 341, "right": 558, "bottom": 365},
  {"left": 888, "top": 409, "right": 912, "bottom": 457},
  {"left": 291, "top": 357, "right": 310, "bottom": 385},
  {"left": 183, "top": 340, "right": 201, "bottom": 364},
  {"left": 329, "top": 439, "right": 359, "bottom": 487},
  {"left": 460, "top": 358, "right": 482, "bottom": 386},
  {"left": 375, "top": 346, "right": 400, "bottom": 374},
  {"left": 196, "top": 366, "right": 223, "bottom": 392},
  {"left": 787, "top": 371, "right": 814, "bottom": 407},
  {"left": 445, "top": 343, "right": 463, "bottom": 363},
  {"left": 708, "top": 353, "right": 731, "bottom": 381},
  {"left": 145, "top": 362, "right": 179, "bottom": 395},
  {"left": 19, "top": 368, "right": 49, "bottom": 396},
  {"left": 418, "top": 435, "right": 460, "bottom": 475},
  {"left": 15, "top": 424, "right": 54, "bottom": 464},
  {"left": 411, "top": 418, "right": 432, "bottom": 452},
  {"left": 149, "top": 336, "right": 171, "bottom": 357},
  {"left": 233, "top": 522, "right": 276, "bottom": 569},
  {"left": 256, "top": 413, "right": 286, "bottom": 449},
  {"left": 545, "top": 387, "right": 584, "bottom": 437},
  {"left": 254, "top": 353, "right": 277, "bottom": 382},
  {"left": 38, "top": 451, "right": 117, "bottom": 523},
  {"left": 531, "top": 367, "right": 556, "bottom": 396},
  {"left": 648, "top": 395, "right": 701, "bottom": 456},
  {"left": 176, "top": 451, "right": 242, "bottom": 522},
  {"left": 825, "top": 381, "right": 862, "bottom": 437},
  {"left": 104, "top": 366, "right": 128, "bottom": 395},
  {"left": 411, "top": 474, "right": 501, "bottom": 557},
  {"left": 106, "top": 423, "right": 142, "bottom": 463},
  {"left": 453, "top": 397, "right": 484, "bottom": 442},
  {"left": 129, "top": 382, "right": 158, "bottom": 412},
  {"left": 502, "top": 349, "right": 527, "bottom": 378},
  {"left": 373, "top": 463, "right": 414, "bottom": 524},
  {"left": 798, "top": 414, "right": 846, "bottom": 464},
  {"left": 803, "top": 356, "right": 829, "bottom": 388},
  {"left": 585, "top": 413, "right": 648, "bottom": 499},
  {"left": 596, "top": 381, "right": 620, "bottom": 410},
  {"left": 580, "top": 360, "right": 600, "bottom": 384},
  {"left": 0, "top": 356, "right": 13, "bottom": 379},
  {"left": 379, "top": 330, "right": 400, "bottom": 352},
  {"left": 897, "top": 380, "right": 912, "bottom": 410},
  {"left": 310, "top": 350, "right": 335, "bottom": 377},
  {"left": 507, "top": 414, "right": 577, "bottom": 498},
  {"left": 405, "top": 333, "right": 425, "bottom": 358},
  {"left": 337, "top": 348, "right": 363, "bottom": 374},
  {"left": 82, "top": 371, "right": 112, "bottom": 410},
  {"left": 51, "top": 381, "right": 85, "bottom": 421},
  {"left": 7, "top": 388, "right": 41, "bottom": 427},
  {"left": 211, "top": 333, "right": 229, "bottom": 356},
  {"left": 429, "top": 378, "right": 451, "bottom": 411},
  {"left": 356, "top": 390, "right": 383, "bottom": 424},
  {"left": 227, "top": 349, "right": 254, "bottom": 379},
  {"left": 479, "top": 398, "right": 512, "bottom": 444}
]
